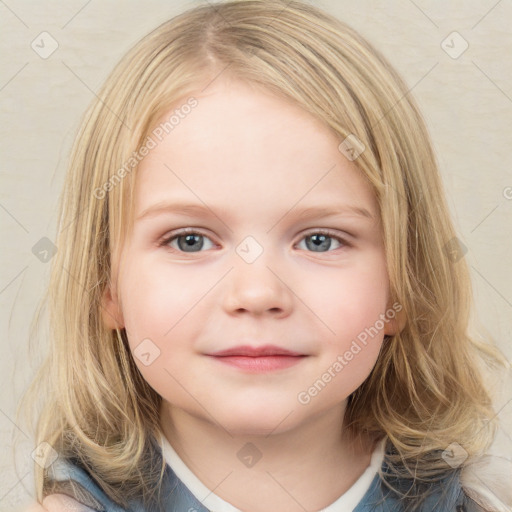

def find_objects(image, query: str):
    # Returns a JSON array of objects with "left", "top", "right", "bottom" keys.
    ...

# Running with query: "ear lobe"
[
  {"left": 383, "top": 304, "right": 406, "bottom": 337},
  {"left": 101, "top": 284, "right": 124, "bottom": 330}
]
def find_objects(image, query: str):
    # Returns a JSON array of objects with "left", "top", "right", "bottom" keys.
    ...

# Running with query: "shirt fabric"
[
  {"left": 43, "top": 434, "right": 486, "bottom": 512},
  {"left": 158, "top": 431, "right": 386, "bottom": 512}
]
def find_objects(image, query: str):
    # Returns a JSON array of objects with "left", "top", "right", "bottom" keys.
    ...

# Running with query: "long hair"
[{"left": 17, "top": 1, "right": 509, "bottom": 510}]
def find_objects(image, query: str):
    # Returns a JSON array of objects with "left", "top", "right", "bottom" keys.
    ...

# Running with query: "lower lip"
[{"left": 209, "top": 355, "right": 306, "bottom": 372}]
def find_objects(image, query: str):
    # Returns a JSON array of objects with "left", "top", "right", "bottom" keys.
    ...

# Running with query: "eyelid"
[
  {"left": 158, "top": 227, "right": 218, "bottom": 247},
  {"left": 159, "top": 227, "right": 353, "bottom": 251},
  {"left": 294, "top": 228, "right": 352, "bottom": 248}
]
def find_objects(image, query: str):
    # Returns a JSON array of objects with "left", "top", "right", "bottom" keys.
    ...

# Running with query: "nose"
[{"left": 222, "top": 250, "right": 294, "bottom": 318}]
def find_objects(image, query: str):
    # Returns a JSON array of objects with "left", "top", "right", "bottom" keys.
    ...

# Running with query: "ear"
[
  {"left": 101, "top": 284, "right": 125, "bottom": 330},
  {"left": 383, "top": 300, "right": 406, "bottom": 337}
]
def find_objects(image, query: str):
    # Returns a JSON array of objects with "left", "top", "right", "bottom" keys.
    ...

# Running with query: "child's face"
[{"left": 104, "top": 79, "right": 398, "bottom": 435}]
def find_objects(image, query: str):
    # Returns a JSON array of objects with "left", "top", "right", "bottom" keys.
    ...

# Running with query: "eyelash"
[{"left": 158, "top": 228, "right": 351, "bottom": 253}]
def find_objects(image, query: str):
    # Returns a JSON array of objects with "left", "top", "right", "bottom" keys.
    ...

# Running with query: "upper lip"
[{"left": 208, "top": 345, "right": 305, "bottom": 357}]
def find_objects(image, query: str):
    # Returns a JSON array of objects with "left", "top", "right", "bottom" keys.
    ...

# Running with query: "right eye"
[{"left": 160, "top": 229, "right": 216, "bottom": 253}]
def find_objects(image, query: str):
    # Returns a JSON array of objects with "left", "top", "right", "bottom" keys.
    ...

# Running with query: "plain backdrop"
[{"left": 1, "top": 1, "right": 511, "bottom": 510}]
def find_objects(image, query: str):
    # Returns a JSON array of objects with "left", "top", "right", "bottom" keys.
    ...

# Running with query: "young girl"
[{"left": 19, "top": 1, "right": 511, "bottom": 511}]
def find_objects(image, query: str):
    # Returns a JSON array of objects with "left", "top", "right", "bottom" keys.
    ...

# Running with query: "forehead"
[{"left": 130, "top": 80, "right": 378, "bottom": 229}]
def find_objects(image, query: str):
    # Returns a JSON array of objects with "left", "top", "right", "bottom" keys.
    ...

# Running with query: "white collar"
[{"left": 158, "top": 432, "right": 385, "bottom": 512}]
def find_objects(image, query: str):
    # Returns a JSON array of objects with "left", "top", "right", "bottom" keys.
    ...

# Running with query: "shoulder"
[
  {"left": 42, "top": 453, "right": 212, "bottom": 512},
  {"left": 455, "top": 489, "right": 491, "bottom": 512},
  {"left": 41, "top": 493, "right": 99, "bottom": 511},
  {"left": 24, "top": 502, "right": 49, "bottom": 512},
  {"left": 459, "top": 454, "right": 512, "bottom": 512},
  {"left": 43, "top": 457, "right": 127, "bottom": 512},
  {"left": 356, "top": 464, "right": 493, "bottom": 512}
]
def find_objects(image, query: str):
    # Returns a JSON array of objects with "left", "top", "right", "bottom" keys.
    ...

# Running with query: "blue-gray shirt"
[{"left": 43, "top": 447, "right": 486, "bottom": 512}]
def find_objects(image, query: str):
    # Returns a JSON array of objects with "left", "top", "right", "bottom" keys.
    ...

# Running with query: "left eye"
[
  {"left": 295, "top": 231, "right": 346, "bottom": 252},
  {"left": 161, "top": 229, "right": 347, "bottom": 254}
]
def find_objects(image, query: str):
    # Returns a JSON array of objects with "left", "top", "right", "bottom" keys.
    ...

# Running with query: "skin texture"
[
  {"left": 102, "top": 79, "right": 403, "bottom": 511},
  {"left": 28, "top": 494, "right": 93, "bottom": 511}
]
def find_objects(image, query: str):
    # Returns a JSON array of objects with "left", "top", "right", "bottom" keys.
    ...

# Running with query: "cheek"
[
  {"left": 117, "top": 256, "right": 224, "bottom": 398},
  {"left": 304, "top": 256, "right": 389, "bottom": 394},
  {"left": 119, "top": 256, "right": 208, "bottom": 342},
  {"left": 307, "top": 257, "right": 390, "bottom": 344},
  {"left": 117, "top": 257, "right": 203, "bottom": 405}
]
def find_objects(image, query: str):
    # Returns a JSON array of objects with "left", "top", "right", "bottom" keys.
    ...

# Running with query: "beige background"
[{"left": 1, "top": 1, "right": 511, "bottom": 510}]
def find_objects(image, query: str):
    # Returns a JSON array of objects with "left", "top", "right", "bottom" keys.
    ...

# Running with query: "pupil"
[
  {"left": 309, "top": 234, "right": 330, "bottom": 252},
  {"left": 179, "top": 234, "right": 203, "bottom": 252}
]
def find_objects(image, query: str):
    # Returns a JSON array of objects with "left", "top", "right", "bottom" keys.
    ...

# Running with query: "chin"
[
  {"left": 216, "top": 402, "right": 300, "bottom": 437},
  {"left": 225, "top": 420, "right": 289, "bottom": 438}
]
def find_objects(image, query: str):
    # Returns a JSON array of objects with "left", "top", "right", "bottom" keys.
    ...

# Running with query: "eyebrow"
[
  {"left": 136, "top": 201, "right": 376, "bottom": 222},
  {"left": 296, "top": 205, "right": 375, "bottom": 221},
  {"left": 137, "top": 202, "right": 223, "bottom": 221}
]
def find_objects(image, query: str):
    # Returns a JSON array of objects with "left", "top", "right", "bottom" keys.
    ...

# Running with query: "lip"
[
  {"left": 207, "top": 345, "right": 307, "bottom": 373},
  {"left": 209, "top": 345, "right": 304, "bottom": 357}
]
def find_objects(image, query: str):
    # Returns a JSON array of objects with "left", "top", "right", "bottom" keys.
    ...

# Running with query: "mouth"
[{"left": 206, "top": 344, "right": 308, "bottom": 373}]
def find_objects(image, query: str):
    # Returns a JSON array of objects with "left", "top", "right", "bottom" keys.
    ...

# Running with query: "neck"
[{"left": 159, "top": 402, "right": 376, "bottom": 512}]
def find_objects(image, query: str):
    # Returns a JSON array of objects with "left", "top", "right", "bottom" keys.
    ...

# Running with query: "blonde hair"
[{"left": 17, "top": 0, "right": 510, "bottom": 510}]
